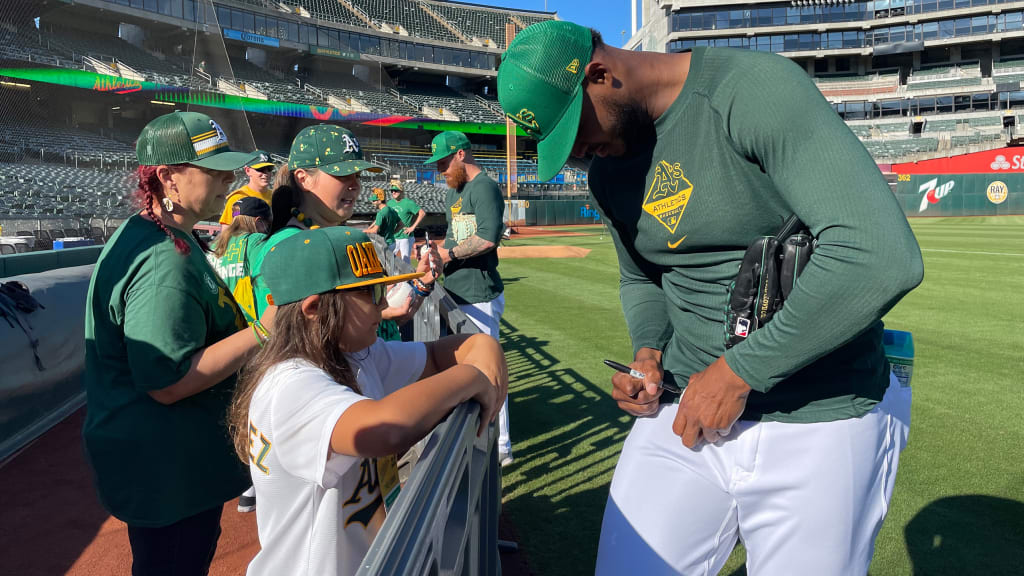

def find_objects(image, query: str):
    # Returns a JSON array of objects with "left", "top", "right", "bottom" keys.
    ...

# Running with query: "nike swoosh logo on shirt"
[{"left": 667, "top": 236, "right": 687, "bottom": 249}]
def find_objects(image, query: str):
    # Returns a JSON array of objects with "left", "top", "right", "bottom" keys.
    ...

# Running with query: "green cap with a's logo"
[
  {"left": 288, "top": 124, "right": 385, "bottom": 177},
  {"left": 247, "top": 150, "right": 275, "bottom": 170},
  {"left": 136, "top": 111, "right": 259, "bottom": 170},
  {"left": 498, "top": 21, "right": 592, "bottom": 182},
  {"left": 261, "top": 226, "right": 423, "bottom": 306},
  {"left": 424, "top": 131, "right": 472, "bottom": 164}
]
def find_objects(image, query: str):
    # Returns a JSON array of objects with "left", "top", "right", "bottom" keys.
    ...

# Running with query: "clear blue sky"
[{"left": 470, "top": 0, "right": 635, "bottom": 48}]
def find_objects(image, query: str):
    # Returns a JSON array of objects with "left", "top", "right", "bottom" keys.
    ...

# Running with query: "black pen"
[
  {"left": 603, "top": 359, "right": 682, "bottom": 394},
  {"left": 603, "top": 359, "right": 646, "bottom": 380}
]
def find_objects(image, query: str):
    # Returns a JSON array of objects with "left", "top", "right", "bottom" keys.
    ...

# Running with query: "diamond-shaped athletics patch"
[{"left": 643, "top": 161, "right": 693, "bottom": 235}]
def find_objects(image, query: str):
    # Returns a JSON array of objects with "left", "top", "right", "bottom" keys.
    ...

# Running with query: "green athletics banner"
[{"left": 0, "top": 67, "right": 524, "bottom": 136}]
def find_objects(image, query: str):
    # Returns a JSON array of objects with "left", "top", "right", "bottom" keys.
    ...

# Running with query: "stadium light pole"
[{"left": 504, "top": 22, "right": 518, "bottom": 234}]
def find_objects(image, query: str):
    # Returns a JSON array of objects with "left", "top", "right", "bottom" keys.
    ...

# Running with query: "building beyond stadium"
[{"left": 625, "top": 0, "right": 1024, "bottom": 214}]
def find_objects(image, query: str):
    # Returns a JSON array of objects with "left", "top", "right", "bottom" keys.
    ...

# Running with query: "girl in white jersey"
[{"left": 228, "top": 226, "right": 507, "bottom": 576}]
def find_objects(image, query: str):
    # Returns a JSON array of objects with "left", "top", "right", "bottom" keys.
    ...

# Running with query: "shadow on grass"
[
  {"left": 498, "top": 316, "right": 637, "bottom": 575},
  {"left": 905, "top": 495, "right": 1024, "bottom": 575}
]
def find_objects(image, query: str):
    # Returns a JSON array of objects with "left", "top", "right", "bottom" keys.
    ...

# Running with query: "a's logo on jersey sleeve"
[
  {"left": 643, "top": 161, "right": 693, "bottom": 236},
  {"left": 344, "top": 459, "right": 384, "bottom": 529}
]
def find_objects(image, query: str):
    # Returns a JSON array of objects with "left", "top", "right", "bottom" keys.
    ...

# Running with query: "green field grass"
[{"left": 497, "top": 217, "right": 1024, "bottom": 575}]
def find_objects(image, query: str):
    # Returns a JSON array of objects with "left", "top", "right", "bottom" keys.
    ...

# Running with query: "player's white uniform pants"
[
  {"left": 596, "top": 373, "right": 911, "bottom": 576},
  {"left": 395, "top": 237, "right": 414, "bottom": 263},
  {"left": 458, "top": 294, "right": 510, "bottom": 455}
]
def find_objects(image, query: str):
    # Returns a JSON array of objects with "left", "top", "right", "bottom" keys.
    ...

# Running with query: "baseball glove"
[{"left": 725, "top": 215, "right": 814, "bottom": 349}]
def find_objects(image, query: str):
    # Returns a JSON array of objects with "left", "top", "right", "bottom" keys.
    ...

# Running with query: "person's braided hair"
[{"left": 133, "top": 165, "right": 211, "bottom": 255}]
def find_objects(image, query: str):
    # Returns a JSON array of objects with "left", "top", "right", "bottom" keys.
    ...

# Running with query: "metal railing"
[{"left": 361, "top": 233, "right": 501, "bottom": 576}]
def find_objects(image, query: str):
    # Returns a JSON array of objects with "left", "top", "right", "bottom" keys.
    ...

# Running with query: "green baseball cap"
[
  {"left": 261, "top": 226, "right": 423, "bottom": 306},
  {"left": 497, "top": 21, "right": 592, "bottom": 182},
  {"left": 424, "top": 131, "right": 471, "bottom": 164},
  {"left": 136, "top": 111, "right": 259, "bottom": 170},
  {"left": 247, "top": 150, "right": 275, "bottom": 170},
  {"left": 288, "top": 125, "right": 385, "bottom": 177}
]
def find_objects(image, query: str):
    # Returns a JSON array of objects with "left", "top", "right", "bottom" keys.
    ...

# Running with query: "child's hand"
[
  {"left": 472, "top": 376, "right": 499, "bottom": 437},
  {"left": 464, "top": 335, "right": 508, "bottom": 435},
  {"left": 416, "top": 242, "right": 441, "bottom": 284},
  {"left": 381, "top": 293, "right": 414, "bottom": 323}
]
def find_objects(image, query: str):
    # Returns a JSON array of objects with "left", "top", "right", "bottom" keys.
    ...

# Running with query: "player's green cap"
[
  {"left": 424, "top": 131, "right": 471, "bottom": 164},
  {"left": 136, "top": 111, "right": 259, "bottom": 170},
  {"left": 246, "top": 150, "right": 275, "bottom": 170},
  {"left": 497, "top": 21, "right": 592, "bottom": 182},
  {"left": 288, "top": 124, "right": 385, "bottom": 177},
  {"left": 261, "top": 226, "right": 423, "bottom": 306}
]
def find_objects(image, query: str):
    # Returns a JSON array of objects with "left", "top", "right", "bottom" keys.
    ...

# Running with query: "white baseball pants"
[
  {"left": 596, "top": 373, "right": 911, "bottom": 576},
  {"left": 395, "top": 237, "right": 414, "bottom": 263},
  {"left": 458, "top": 294, "right": 510, "bottom": 455}
]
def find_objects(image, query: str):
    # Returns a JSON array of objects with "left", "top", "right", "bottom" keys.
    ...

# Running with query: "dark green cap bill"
[
  {"left": 497, "top": 21, "right": 593, "bottom": 182},
  {"left": 425, "top": 131, "right": 472, "bottom": 164}
]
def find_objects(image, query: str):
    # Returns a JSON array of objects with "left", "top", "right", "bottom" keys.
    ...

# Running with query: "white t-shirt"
[{"left": 246, "top": 339, "right": 427, "bottom": 576}]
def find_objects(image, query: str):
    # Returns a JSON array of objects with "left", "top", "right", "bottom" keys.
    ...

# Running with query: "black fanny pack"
[{"left": 725, "top": 215, "right": 815, "bottom": 349}]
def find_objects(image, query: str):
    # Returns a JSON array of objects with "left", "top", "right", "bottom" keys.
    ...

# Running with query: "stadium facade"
[{"left": 628, "top": 0, "right": 1024, "bottom": 160}]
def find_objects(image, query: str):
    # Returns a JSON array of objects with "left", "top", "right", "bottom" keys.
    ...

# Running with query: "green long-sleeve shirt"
[{"left": 591, "top": 47, "right": 923, "bottom": 423}]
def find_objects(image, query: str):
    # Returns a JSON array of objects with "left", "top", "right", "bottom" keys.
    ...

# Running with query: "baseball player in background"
[
  {"left": 387, "top": 182, "right": 426, "bottom": 263},
  {"left": 219, "top": 150, "right": 275, "bottom": 233},
  {"left": 498, "top": 21, "right": 922, "bottom": 575},
  {"left": 365, "top": 188, "right": 402, "bottom": 258},
  {"left": 424, "top": 130, "right": 512, "bottom": 465}
]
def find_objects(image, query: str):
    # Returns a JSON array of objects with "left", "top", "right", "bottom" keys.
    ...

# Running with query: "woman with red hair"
[{"left": 83, "top": 112, "right": 275, "bottom": 575}]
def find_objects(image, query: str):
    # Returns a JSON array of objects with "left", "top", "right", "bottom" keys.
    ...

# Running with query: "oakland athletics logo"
[
  {"left": 342, "top": 133, "right": 360, "bottom": 154},
  {"left": 510, "top": 108, "right": 541, "bottom": 137},
  {"left": 643, "top": 161, "right": 692, "bottom": 236}
]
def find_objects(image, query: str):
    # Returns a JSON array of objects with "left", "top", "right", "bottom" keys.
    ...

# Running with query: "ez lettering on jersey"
[{"left": 248, "top": 421, "right": 271, "bottom": 475}]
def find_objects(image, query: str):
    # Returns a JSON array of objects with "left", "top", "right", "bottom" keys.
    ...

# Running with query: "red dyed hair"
[{"left": 133, "top": 165, "right": 210, "bottom": 255}]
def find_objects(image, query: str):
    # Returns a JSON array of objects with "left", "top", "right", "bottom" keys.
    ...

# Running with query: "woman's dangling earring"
[{"left": 162, "top": 196, "right": 174, "bottom": 212}]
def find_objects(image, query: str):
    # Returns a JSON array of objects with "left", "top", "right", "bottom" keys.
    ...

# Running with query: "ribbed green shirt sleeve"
[
  {"left": 715, "top": 55, "right": 924, "bottom": 393},
  {"left": 599, "top": 206, "right": 672, "bottom": 356}
]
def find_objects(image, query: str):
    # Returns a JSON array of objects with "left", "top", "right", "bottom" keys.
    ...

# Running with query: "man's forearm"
[{"left": 451, "top": 235, "right": 495, "bottom": 259}]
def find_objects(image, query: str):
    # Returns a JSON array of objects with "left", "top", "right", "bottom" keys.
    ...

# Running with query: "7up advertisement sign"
[{"left": 917, "top": 178, "right": 955, "bottom": 212}]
